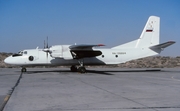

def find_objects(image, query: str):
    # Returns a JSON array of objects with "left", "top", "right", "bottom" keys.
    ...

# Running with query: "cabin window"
[
  {"left": 102, "top": 55, "right": 104, "bottom": 58},
  {"left": 115, "top": 55, "right": 118, "bottom": 58}
]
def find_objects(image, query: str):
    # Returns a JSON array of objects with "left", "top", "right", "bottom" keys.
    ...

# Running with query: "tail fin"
[
  {"left": 112, "top": 16, "right": 160, "bottom": 49},
  {"left": 135, "top": 16, "right": 160, "bottom": 48}
]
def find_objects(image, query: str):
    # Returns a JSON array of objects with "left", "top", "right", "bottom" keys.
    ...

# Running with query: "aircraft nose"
[{"left": 4, "top": 56, "right": 13, "bottom": 64}]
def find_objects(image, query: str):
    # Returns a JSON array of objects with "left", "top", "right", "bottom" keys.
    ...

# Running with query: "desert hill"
[{"left": 0, "top": 52, "right": 180, "bottom": 68}]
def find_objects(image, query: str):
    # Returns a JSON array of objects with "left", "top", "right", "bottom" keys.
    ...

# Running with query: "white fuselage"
[
  {"left": 5, "top": 16, "right": 172, "bottom": 68},
  {"left": 4, "top": 45, "right": 160, "bottom": 67}
]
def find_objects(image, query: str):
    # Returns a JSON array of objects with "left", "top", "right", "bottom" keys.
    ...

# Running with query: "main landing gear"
[
  {"left": 70, "top": 59, "right": 86, "bottom": 73},
  {"left": 78, "top": 66, "right": 86, "bottom": 73},
  {"left": 70, "top": 65, "right": 86, "bottom": 73}
]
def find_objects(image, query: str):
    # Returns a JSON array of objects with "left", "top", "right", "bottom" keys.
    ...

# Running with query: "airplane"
[{"left": 4, "top": 16, "right": 175, "bottom": 73}]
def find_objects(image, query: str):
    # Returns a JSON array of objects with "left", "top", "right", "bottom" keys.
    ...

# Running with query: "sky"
[{"left": 0, "top": 0, "right": 180, "bottom": 56}]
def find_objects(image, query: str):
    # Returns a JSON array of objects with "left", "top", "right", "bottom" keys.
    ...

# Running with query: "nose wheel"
[{"left": 21, "top": 67, "right": 27, "bottom": 72}]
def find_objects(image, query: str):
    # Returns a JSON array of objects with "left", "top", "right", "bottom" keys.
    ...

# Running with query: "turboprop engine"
[{"left": 48, "top": 45, "right": 73, "bottom": 60}]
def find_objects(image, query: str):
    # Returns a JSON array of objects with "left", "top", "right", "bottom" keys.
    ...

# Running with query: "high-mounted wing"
[
  {"left": 69, "top": 44, "right": 105, "bottom": 59},
  {"left": 69, "top": 44, "right": 105, "bottom": 50}
]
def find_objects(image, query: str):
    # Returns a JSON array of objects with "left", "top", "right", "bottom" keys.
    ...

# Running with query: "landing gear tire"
[
  {"left": 70, "top": 65, "right": 77, "bottom": 72},
  {"left": 78, "top": 66, "right": 86, "bottom": 73},
  {"left": 21, "top": 67, "right": 27, "bottom": 72}
]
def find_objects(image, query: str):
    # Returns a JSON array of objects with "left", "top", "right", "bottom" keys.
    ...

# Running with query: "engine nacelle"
[{"left": 49, "top": 45, "right": 73, "bottom": 60}]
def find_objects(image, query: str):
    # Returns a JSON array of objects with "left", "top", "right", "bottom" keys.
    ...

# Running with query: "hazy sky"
[{"left": 0, "top": 0, "right": 180, "bottom": 56}]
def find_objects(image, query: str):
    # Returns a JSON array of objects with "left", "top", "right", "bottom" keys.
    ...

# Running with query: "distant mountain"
[{"left": 118, "top": 56, "right": 180, "bottom": 68}]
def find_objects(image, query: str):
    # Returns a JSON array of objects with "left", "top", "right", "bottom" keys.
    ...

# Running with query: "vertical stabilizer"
[
  {"left": 135, "top": 16, "right": 160, "bottom": 48},
  {"left": 112, "top": 16, "right": 160, "bottom": 49}
]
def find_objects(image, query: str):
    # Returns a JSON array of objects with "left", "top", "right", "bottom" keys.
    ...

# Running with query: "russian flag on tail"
[{"left": 146, "top": 29, "right": 153, "bottom": 32}]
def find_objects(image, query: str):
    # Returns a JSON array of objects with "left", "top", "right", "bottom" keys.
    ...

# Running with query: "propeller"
[
  {"left": 46, "top": 36, "right": 48, "bottom": 48},
  {"left": 44, "top": 40, "right": 45, "bottom": 49},
  {"left": 43, "top": 36, "right": 51, "bottom": 60}
]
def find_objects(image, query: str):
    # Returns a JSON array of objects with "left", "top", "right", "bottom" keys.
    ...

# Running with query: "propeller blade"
[
  {"left": 44, "top": 40, "right": 45, "bottom": 49},
  {"left": 46, "top": 36, "right": 48, "bottom": 48},
  {"left": 46, "top": 51, "right": 48, "bottom": 60},
  {"left": 43, "top": 36, "right": 51, "bottom": 61}
]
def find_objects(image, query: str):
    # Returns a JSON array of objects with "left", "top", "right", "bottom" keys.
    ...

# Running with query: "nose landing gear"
[{"left": 21, "top": 67, "right": 27, "bottom": 72}]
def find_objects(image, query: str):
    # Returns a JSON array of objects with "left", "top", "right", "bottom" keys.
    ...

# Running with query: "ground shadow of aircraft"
[
  {"left": 21, "top": 68, "right": 161, "bottom": 75},
  {"left": 23, "top": 70, "right": 113, "bottom": 75}
]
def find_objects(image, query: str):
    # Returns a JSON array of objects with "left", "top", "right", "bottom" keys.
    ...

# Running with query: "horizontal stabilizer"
[{"left": 150, "top": 41, "right": 175, "bottom": 49}]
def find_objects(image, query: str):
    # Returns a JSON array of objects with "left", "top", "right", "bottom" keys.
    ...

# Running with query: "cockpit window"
[
  {"left": 18, "top": 51, "right": 23, "bottom": 54},
  {"left": 12, "top": 51, "right": 23, "bottom": 57},
  {"left": 23, "top": 51, "right": 27, "bottom": 54},
  {"left": 12, "top": 53, "right": 22, "bottom": 57}
]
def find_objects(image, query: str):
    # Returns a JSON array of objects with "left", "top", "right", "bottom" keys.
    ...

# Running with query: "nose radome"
[
  {"left": 4, "top": 56, "right": 13, "bottom": 64},
  {"left": 4, "top": 57, "right": 10, "bottom": 64}
]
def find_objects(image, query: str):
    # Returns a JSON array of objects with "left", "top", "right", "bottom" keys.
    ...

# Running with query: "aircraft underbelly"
[{"left": 49, "top": 57, "right": 106, "bottom": 66}]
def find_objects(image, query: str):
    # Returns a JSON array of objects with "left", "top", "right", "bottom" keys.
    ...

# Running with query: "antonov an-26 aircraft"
[{"left": 4, "top": 16, "right": 175, "bottom": 73}]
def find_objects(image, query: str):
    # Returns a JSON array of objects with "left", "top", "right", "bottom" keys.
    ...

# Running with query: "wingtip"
[
  {"left": 98, "top": 44, "right": 105, "bottom": 46},
  {"left": 166, "top": 41, "right": 176, "bottom": 45},
  {"left": 168, "top": 41, "right": 176, "bottom": 43}
]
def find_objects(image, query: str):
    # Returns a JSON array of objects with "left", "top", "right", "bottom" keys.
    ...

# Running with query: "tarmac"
[{"left": 0, "top": 67, "right": 180, "bottom": 111}]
